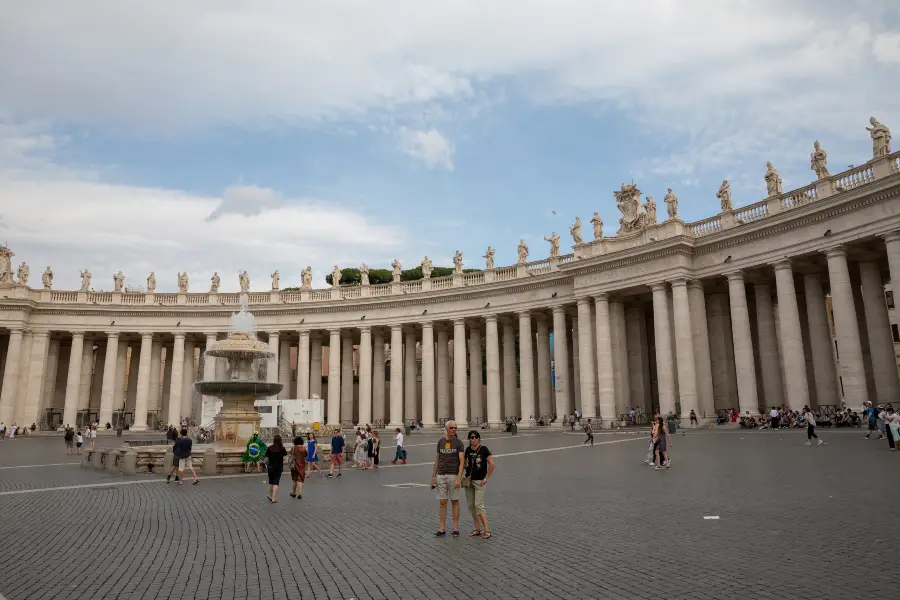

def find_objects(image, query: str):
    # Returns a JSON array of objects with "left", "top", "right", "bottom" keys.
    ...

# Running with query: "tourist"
[
  {"left": 289, "top": 435, "right": 307, "bottom": 498},
  {"left": 89, "top": 425, "right": 97, "bottom": 450},
  {"left": 884, "top": 405, "right": 897, "bottom": 450},
  {"left": 75, "top": 430, "right": 83, "bottom": 455},
  {"left": 689, "top": 410, "right": 698, "bottom": 426},
  {"left": 568, "top": 413, "right": 575, "bottom": 431},
  {"left": 643, "top": 413, "right": 659, "bottom": 466},
  {"left": 353, "top": 428, "right": 367, "bottom": 469},
  {"left": 887, "top": 411, "right": 900, "bottom": 451},
  {"left": 803, "top": 407, "right": 824, "bottom": 446},
  {"left": 63, "top": 424, "right": 75, "bottom": 455},
  {"left": 243, "top": 432, "right": 266, "bottom": 473},
  {"left": 583, "top": 418, "right": 594, "bottom": 447},
  {"left": 652, "top": 415, "right": 672, "bottom": 470},
  {"left": 769, "top": 406, "right": 780, "bottom": 430},
  {"left": 863, "top": 401, "right": 882, "bottom": 439},
  {"left": 464, "top": 430, "right": 495, "bottom": 540},
  {"left": 306, "top": 432, "right": 324, "bottom": 478},
  {"left": 327, "top": 428, "right": 344, "bottom": 478},
  {"left": 430, "top": 420, "right": 466, "bottom": 537},
  {"left": 167, "top": 428, "right": 199, "bottom": 485},
  {"left": 370, "top": 430, "right": 381, "bottom": 468},
  {"left": 8, "top": 424, "right": 16, "bottom": 439},
  {"left": 264, "top": 434, "right": 288, "bottom": 503},
  {"left": 392, "top": 427, "right": 407, "bottom": 464}
]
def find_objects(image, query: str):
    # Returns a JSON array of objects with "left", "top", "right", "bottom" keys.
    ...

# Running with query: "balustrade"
[
  {"left": 400, "top": 281, "right": 422, "bottom": 293},
  {"left": 734, "top": 200, "right": 768, "bottom": 224},
  {"left": 832, "top": 164, "right": 874, "bottom": 192},
  {"left": 156, "top": 294, "right": 177, "bottom": 305},
  {"left": 311, "top": 290, "right": 331, "bottom": 301},
  {"left": 527, "top": 259, "right": 552, "bottom": 275},
  {"left": 122, "top": 293, "right": 144, "bottom": 305},
  {"left": 218, "top": 293, "right": 240, "bottom": 305},
  {"left": 281, "top": 292, "right": 302, "bottom": 303},
  {"left": 431, "top": 276, "right": 453, "bottom": 290},
  {"left": 462, "top": 272, "right": 484, "bottom": 285},
  {"left": 51, "top": 291, "right": 77, "bottom": 303},
  {"left": 87, "top": 292, "right": 113, "bottom": 303},
  {"left": 342, "top": 287, "right": 362, "bottom": 299},
  {"left": 690, "top": 216, "right": 721, "bottom": 237},
  {"left": 494, "top": 266, "right": 517, "bottom": 281},
  {"left": 781, "top": 184, "right": 817, "bottom": 211},
  {"left": 370, "top": 284, "right": 392, "bottom": 297},
  {"left": 186, "top": 294, "right": 208, "bottom": 305}
]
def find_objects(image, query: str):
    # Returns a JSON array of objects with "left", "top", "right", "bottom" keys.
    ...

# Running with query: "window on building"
[
  {"left": 893, "top": 324, "right": 900, "bottom": 343},
  {"left": 887, "top": 291, "right": 895, "bottom": 309}
]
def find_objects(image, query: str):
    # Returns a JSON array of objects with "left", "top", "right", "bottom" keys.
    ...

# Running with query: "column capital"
[
  {"left": 668, "top": 278, "right": 689, "bottom": 288},
  {"left": 297, "top": 328, "right": 311, "bottom": 337},
  {"left": 575, "top": 296, "right": 591, "bottom": 307},
  {"left": 104, "top": 331, "right": 120, "bottom": 339},
  {"left": 551, "top": 304, "right": 569, "bottom": 315},
  {"left": 32, "top": 330, "right": 50, "bottom": 339},
  {"left": 140, "top": 332, "right": 154, "bottom": 340},
  {"left": 823, "top": 245, "right": 846, "bottom": 259},
  {"left": 650, "top": 282, "right": 668, "bottom": 292},
  {"left": 516, "top": 309, "right": 531, "bottom": 318},
  {"left": 883, "top": 231, "right": 900, "bottom": 244},
  {"left": 359, "top": 325, "right": 372, "bottom": 334},
  {"left": 593, "top": 292, "right": 609, "bottom": 302},
  {"left": 420, "top": 321, "right": 434, "bottom": 329},
  {"left": 687, "top": 279, "right": 705, "bottom": 291},
  {"left": 172, "top": 331, "right": 186, "bottom": 340},
  {"left": 484, "top": 314, "right": 498, "bottom": 324},
  {"left": 266, "top": 330, "right": 280, "bottom": 338},
  {"left": 391, "top": 323, "right": 404, "bottom": 332},
  {"left": 451, "top": 318, "right": 466, "bottom": 326},
  {"left": 724, "top": 270, "right": 745, "bottom": 283},
  {"left": 6, "top": 326, "right": 24, "bottom": 335},
  {"left": 203, "top": 331, "right": 218, "bottom": 339},
  {"left": 771, "top": 258, "right": 793, "bottom": 273},
  {"left": 328, "top": 327, "right": 342, "bottom": 335},
  {"left": 70, "top": 331, "right": 85, "bottom": 338}
]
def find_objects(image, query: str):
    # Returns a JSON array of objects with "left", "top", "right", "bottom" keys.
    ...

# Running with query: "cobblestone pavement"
[{"left": 0, "top": 427, "right": 896, "bottom": 600}]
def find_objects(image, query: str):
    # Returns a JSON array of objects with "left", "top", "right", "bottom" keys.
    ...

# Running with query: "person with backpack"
[
  {"left": 167, "top": 428, "right": 199, "bottom": 485},
  {"left": 63, "top": 425, "right": 75, "bottom": 455}
]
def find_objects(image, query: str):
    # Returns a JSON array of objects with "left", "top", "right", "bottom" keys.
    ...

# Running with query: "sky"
[{"left": 1, "top": 1, "right": 899, "bottom": 293}]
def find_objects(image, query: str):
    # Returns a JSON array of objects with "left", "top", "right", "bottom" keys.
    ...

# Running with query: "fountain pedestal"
[{"left": 214, "top": 396, "right": 263, "bottom": 447}]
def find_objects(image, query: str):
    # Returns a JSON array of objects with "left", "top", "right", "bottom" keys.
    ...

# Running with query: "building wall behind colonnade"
[{"left": 1, "top": 133, "right": 899, "bottom": 430}]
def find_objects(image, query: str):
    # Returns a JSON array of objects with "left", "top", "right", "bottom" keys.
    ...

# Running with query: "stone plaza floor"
[{"left": 0, "top": 426, "right": 897, "bottom": 600}]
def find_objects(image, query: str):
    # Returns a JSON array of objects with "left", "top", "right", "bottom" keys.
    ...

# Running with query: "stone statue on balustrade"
[
  {"left": 177, "top": 271, "right": 189, "bottom": 293},
  {"left": 543, "top": 232, "right": 561, "bottom": 258},
  {"left": 453, "top": 251, "right": 463, "bottom": 274},
  {"left": 716, "top": 180, "right": 733, "bottom": 212},
  {"left": 17, "top": 262, "right": 29, "bottom": 286},
  {"left": 239, "top": 270, "right": 250, "bottom": 293},
  {"left": 664, "top": 189, "right": 679, "bottom": 220},
  {"left": 270, "top": 270, "right": 279, "bottom": 290},
  {"left": 113, "top": 270, "right": 125, "bottom": 292},
  {"left": 147, "top": 272, "right": 156, "bottom": 294},
  {"left": 570, "top": 217, "right": 584, "bottom": 244},
  {"left": 360, "top": 263, "right": 370, "bottom": 285},
  {"left": 590, "top": 213, "right": 603, "bottom": 240},
  {"left": 810, "top": 140, "right": 830, "bottom": 179},
  {"left": 390, "top": 260, "right": 402, "bottom": 283},
  {"left": 80, "top": 269, "right": 92, "bottom": 291},
  {"left": 210, "top": 272, "right": 220, "bottom": 293},
  {"left": 332, "top": 265, "right": 342, "bottom": 287},
  {"left": 42, "top": 266, "right": 53, "bottom": 289},
  {"left": 420, "top": 257, "right": 432, "bottom": 279},
  {"left": 0, "top": 247, "right": 13, "bottom": 285},
  {"left": 644, "top": 197, "right": 658, "bottom": 225},
  {"left": 764, "top": 162, "right": 783, "bottom": 197},
  {"left": 517, "top": 239, "right": 529, "bottom": 264},
  {"left": 301, "top": 266, "right": 312, "bottom": 290},
  {"left": 867, "top": 117, "right": 891, "bottom": 158},
  {"left": 483, "top": 246, "right": 495, "bottom": 270},
  {"left": 615, "top": 183, "right": 649, "bottom": 235}
]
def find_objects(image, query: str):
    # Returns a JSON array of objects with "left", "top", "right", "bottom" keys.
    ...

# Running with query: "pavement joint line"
[
  {"left": 0, "top": 436, "right": 643, "bottom": 497},
  {"left": 0, "top": 462, "right": 81, "bottom": 470}
]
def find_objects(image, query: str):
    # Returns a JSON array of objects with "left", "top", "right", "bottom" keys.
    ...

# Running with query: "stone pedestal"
[
  {"left": 176, "top": 293, "right": 187, "bottom": 305},
  {"left": 213, "top": 397, "right": 263, "bottom": 447},
  {"left": 120, "top": 446, "right": 137, "bottom": 475},
  {"left": 203, "top": 448, "right": 217, "bottom": 476}
]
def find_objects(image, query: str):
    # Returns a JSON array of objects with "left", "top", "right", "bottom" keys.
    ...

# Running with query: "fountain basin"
[{"left": 194, "top": 381, "right": 284, "bottom": 396}]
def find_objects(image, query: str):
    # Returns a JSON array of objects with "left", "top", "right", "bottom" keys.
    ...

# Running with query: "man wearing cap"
[{"left": 430, "top": 420, "right": 465, "bottom": 537}]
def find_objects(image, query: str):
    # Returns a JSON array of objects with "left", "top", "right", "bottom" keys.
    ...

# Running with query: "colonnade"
[{"left": 1, "top": 238, "right": 900, "bottom": 430}]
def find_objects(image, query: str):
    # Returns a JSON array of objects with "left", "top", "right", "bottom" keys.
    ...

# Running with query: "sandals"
[
  {"left": 468, "top": 530, "right": 482, "bottom": 537},
  {"left": 482, "top": 532, "right": 492, "bottom": 540},
  {"left": 451, "top": 530, "right": 460, "bottom": 537},
  {"left": 289, "top": 493, "right": 296, "bottom": 497}
]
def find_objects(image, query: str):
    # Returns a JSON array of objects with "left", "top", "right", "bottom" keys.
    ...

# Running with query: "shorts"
[
  {"left": 290, "top": 468, "right": 305, "bottom": 482},
  {"left": 76, "top": 442, "right": 83, "bottom": 448},
  {"left": 178, "top": 457, "right": 193, "bottom": 469},
  {"left": 330, "top": 452, "right": 343, "bottom": 465},
  {"left": 436, "top": 474, "right": 460, "bottom": 502},
  {"left": 267, "top": 469, "right": 283, "bottom": 486},
  {"left": 868, "top": 420, "right": 877, "bottom": 431},
  {"left": 65, "top": 440, "right": 74, "bottom": 447},
  {"left": 464, "top": 480, "right": 486, "bottom": 515}
]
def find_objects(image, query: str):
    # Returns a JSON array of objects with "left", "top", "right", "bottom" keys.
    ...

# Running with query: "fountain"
[{"left": 194, "top": 293, "right": 283, "bottom": 447}]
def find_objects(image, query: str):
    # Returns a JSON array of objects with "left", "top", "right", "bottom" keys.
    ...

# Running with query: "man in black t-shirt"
[
  {"left": 430, "top": 421, "right": 465, "bottom": 537},
  {"left": 63, "top": 426, "right": 75, "bottom": 455}
]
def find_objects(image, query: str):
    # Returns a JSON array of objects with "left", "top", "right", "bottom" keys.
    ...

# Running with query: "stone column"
[
  {"left": 90, "top": 346, "right": 105, "bottom": 410},
  {"left": 297, "top": 330, "right": 310, "bottom": 399},
  {"left": 535, "top": 315, "right": 552, "bottom": 419},
  {"left": 570, "top": 315, "right": 581, "bottom": 410},
  {"left": 753, "top": 282, "right": 785, "bottom": 409},
  {"left": 22, "top": 331, "right": 50, "bottom": 427},
  {"left": 593, "top": 294, "right": 616, "bottom": 424},
  {"left": 160, "top": 347, "right": 172, "bottom": 417},
  {"left": 726, "top": 272, "right": 759, "bottom": 414},
  {"left": 125, "top": 343, "right": 140, "bottom": 411},
  {"left": 468, "top": 323, "right": 484, "bottom": 423},
  {"left": 341, "top": 333, "right": 354, "bottom": 422},
  {"left": 389, "top": 325, "right": 404, "bottom": 428},
  {"left": 148, "top": 339, "right": 163, "bottom": 413},
  {"left": 62, "top": 332, "right": 85, "bottom": 427},
  {"left": 42, "top": 338, "right": 60, "bottom": 415},
  {"left": 651, "top": 284, "right": 677, "bottom": 415},
  {"left": 859, "top": 260, "right": 900, "bottom": 404},
  {"left": 421, "top": 322, "right": 436, "bottom": 426},
  {"left": 358, "top": 326, "right": 373, "bottom": 426},
  {"left": 202, "top": 333, "right": 217, "bottom": 413},
  {"left": 15, "top": 332, "right": 33, "bottom": 424},
  {"left": 98, "top": 332, "right": 120, "bottom": 426},
  {"left": 484, "top": 315, "right": 501, "bottom": 425},
  {"left": 576, "top": 298, "right": 597, "bottom": 416},
  {"left": 453, "top": 319, "right": 469, "bottom": 426},
  {"left": 551, "top": 307, "right": 570, "bottom": 419},
  {"left": 516, "top": 310, "right": 536, "bottom": 422},
  {"left": 327, "top": 329, "right": 342, "bottom": 425},
  {"left": 772, "top": 260, "right": 811, "bottom": 410},
  {"left": 278, "top": 339, "right": 291, "bottom": 400},
  {"left": 670, "top": 280, "right": 699, "bottom": 421},
  {"left": 501, "top": 319, "right": 517, "bottom": 418},
  {"left": 372, "top": 329, "right": 386, "bottom": 422},
  {"left": 77, "top": 345, "right": 93, "bottom": 410},
  {"left": 132, "top": 333, "right": 154, "bottom": 431},
  {"left": 825, "top": 247, "right": 868, "bottom": 406},
  {"left": 610, "top": 301, "right": 630, "bottom": 418},
  {"left": 436, "top": 326, "right": 450, "bottom": 420},
  {"left": 267, "top": 331, "right": 280, "bottom": 401},
  {"left": 687, "top": 282, "right": 715, "bottom": 419},
  {"left": 0, "top": 328, "right": 23, "bottom": 424},
  {"left": 182, "top": 340, "right": 196, "bottom": 422},
  {"left": 404, "top": 328, "right": 417, "bottom": 422},
  {"left": 310, "top": 335, "right": 323, "bottom": 398},
  {"left": 167, "top": 333, "right": 185, "bottom": 427}
]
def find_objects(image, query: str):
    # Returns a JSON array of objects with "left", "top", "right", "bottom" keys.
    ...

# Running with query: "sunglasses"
[
  {"left": 447, "top": 427, "right": 457, "bottom": 430},
  {"left": 468, "top": 436, "right": 478, "bottom": 440}
]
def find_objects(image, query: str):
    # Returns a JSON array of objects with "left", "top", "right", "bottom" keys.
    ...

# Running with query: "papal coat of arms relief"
[{"left": 615, "top": 184, "right": 653, "bottom": 235}]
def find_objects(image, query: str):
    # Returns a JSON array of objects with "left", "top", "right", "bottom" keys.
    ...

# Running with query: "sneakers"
[
  {"left": 805, "top": 441, "right": 812, "bottom": 446},
  {"left": 337, "top": 473, "right": 342, "bottom": 477},
  {"left": 401, "top": 460, "right": 407, "bottom": 465},
  {"left": 817, "top": 439, "right": 824, "bottom": 446},
  {"left": 326, "top": 473, "right": 333, "bottom": 478},
  {"left": 391, "top": 460, "right": 397, "bottom": 464},
  {"left": 654, "top": 465, "right": 664, "bottom": 470}
]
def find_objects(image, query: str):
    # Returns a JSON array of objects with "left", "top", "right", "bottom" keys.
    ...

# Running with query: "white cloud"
[
  {"left": 0, "top": 124, "right": 405, "bottom": 292},
  {"left": 873, "top": 32, "right": 900, "bottom": 64},
  {"left": 397, "top": 128, "right": 455, "bottom": 170}
]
